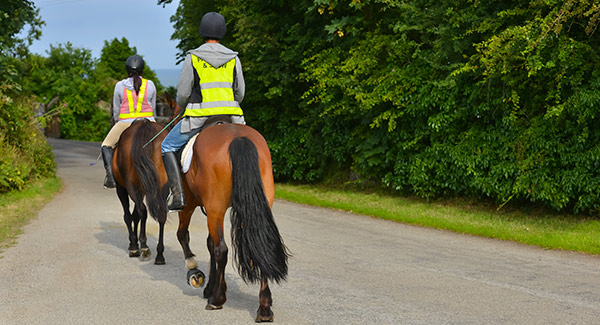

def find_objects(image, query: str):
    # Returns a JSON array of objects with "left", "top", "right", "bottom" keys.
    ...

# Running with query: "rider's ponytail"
[{"left": 131, "top": 73, "right": 142, "bottom": 95}]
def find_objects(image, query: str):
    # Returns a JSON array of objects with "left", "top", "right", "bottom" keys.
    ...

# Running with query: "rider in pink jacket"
[{"left": 101, "top": 55, "right": 157, "bottom": 188}]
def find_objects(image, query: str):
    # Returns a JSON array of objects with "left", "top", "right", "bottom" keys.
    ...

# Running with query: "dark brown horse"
[
  {"left": 112, "top": 119, "right": 169, "bottom": 265},
  {"left": 167, "top": 98, "right": 289, "bottom": 322}
]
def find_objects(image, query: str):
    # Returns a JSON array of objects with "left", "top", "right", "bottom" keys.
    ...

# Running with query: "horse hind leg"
[
  {"left": 203, "top": 234, "right": 216, "bottom": 299},
  {"left": 256, "top": 278, "right": 274, "bottom": 322},
  {"left": 205, "top": 220, "right": 228, "bottom": 310},
  {"left": 130, "top": 205, "right": 142, "bottom": 257},
  {"left": 154, "top": 219, "right": 165, "bottom": 265},
  {"left": 136, "top": 201, "right": 151, "bottom": 260},
  {"left": 116, "top": 185, "right": 140, "bottom": 257},
  {"left": 153, "top": 185, "right": 169, "bottom": 265}
]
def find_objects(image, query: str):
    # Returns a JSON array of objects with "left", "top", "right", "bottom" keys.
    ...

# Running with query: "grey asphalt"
[{"left": 2, "top": 138, "right": 600, "bottom": 324}]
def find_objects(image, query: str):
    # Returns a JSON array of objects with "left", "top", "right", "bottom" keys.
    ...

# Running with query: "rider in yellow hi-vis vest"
[
  {"left": 101, "top": 55, "right": 156, "bottom": 189},
  {"left": 182, "top": 55, "right": 244, "bottom": 117},
  {"left": 161, "top": 12, "right": 246, "bottom": 211}
]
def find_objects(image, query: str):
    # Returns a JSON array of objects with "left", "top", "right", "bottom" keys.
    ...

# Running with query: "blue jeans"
[{"left": 161, "top": 120, "right": 201, "bottom": 153}]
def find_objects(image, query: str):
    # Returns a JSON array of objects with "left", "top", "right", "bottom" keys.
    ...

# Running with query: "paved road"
[{"left": 2, "top": 138, "right": 600, "bottom": 324}]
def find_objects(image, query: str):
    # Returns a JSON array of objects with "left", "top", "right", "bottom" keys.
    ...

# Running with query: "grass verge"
[
  {"left": 0, "top": 176, "right": 62, "bottom": 255},
  {"left": 275, "top": 183, "right": 600, "bottom": 255}
]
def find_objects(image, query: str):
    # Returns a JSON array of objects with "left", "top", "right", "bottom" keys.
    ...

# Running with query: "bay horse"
[
  {"left": 166, "top": 96, "right": 289, "bottom": 322},
  {"left": 112, "top": 119, "right": 169, "bottom": 265}
]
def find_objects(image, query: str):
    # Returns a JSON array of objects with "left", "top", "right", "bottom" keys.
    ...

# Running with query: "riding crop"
[{"left": 143, "top": 112, "right": 183, "bottom": 148}]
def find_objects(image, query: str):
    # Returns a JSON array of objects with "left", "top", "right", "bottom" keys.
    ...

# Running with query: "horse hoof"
[
  {"left": 205, "top": 303, "right": 223, "bottom": 310},
  {"left": 154, "top": 256, "right": 166, "bottom": 265},
  {"left": 141, "top": 248, "right": 151, "bottom": 259},
  {"left": 255, "top": 308, "right": 274, "bottom": 322},
  {"left": 129, "top": 249, "right": 140, "bottom": 257},
  {"left": 187, "top": 268, "right": 205, "bottom": 288}
]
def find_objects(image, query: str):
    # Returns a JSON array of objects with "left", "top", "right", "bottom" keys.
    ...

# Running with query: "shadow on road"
[{"left": 94, "top": 220, "right": 259, "bottom": 317}]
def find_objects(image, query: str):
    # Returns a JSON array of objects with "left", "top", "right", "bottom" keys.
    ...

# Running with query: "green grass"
[
  {"left": 0, "top": 176, "right": 62, "bottom": 255},
  {"left": 275, "top": 183, "right": 600, "bottom": 255}
]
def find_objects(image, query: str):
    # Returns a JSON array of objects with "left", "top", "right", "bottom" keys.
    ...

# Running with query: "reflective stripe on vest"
[
  {"left": 119, "top": 78, "right": 153, "bottom": 120},
  {"left": 184, "top": 55, "right": 243, "bottom": 117}
]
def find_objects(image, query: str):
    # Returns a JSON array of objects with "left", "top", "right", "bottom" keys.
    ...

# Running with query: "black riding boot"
[
  {"left": 101, "top": 146, "right": 116, "bottom": 188},
  {"left": 162, "top": 151, "right": 186, "bottom": 211}
]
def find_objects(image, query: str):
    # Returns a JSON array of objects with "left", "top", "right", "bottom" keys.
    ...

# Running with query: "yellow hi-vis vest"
[
  {"left": 118, "top": 78, "right": 153, "bottom": 120},
  {"left": 184, "top": 55, "right": 243, "bottom": 117}
]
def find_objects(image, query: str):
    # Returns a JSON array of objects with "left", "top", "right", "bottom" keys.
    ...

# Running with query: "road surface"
[{"left": 2, "top": 138, "right": 600, "bottom": 324}]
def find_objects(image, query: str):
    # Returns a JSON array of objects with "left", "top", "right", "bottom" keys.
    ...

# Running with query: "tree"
[
  {"left": 0, "top": 0, "right": 43, "bottom": 83},
  {"left": 21, "top": 42, "right": 110, "bottom": 141},
  {"left": 0, "top": 0, "right": 55, "bottom": 192},
  {"left": 0, "top": 0, "right": 42, "bottom": 56},
  {"left": 158, "top": 0, "right": 218, "bottom": 63},
  {"left": 96, "top": 37, "right": 164, "bottom": 95}
]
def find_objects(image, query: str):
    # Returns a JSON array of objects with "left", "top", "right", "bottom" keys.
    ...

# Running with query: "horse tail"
[
  {"left": 131, "top": 120, "right": 167, "bottom": 222},
  {"left": 229, "top": 137, "right": 289, "bottom": 284}
]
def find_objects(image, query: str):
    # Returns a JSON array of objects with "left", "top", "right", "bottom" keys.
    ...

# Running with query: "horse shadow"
[{"left": 94, "top": 220, "right": 259, "bottom": 316}]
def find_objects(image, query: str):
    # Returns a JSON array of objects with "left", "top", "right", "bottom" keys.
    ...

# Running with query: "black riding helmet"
[
  {"left": 200, "top": 12, "right": 226, "bottom": 40},
  {"left": 125, "top": 54, "right": 145, "bottom": 75}
]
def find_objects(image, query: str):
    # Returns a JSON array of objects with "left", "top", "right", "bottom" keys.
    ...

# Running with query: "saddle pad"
[{"left": 181, "top": 134, "right": 199, "bottom": 173}]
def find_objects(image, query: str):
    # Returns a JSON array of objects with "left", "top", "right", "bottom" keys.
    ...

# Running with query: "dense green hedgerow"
[
  {"left": 162, "top": 0, "right": 600, "bottom": 214},
  {"left": 0, "top": 80, "right": 56, "bottom": 193}
]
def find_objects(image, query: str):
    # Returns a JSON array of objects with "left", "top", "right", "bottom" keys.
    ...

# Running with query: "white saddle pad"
[{"left": 181, "top": 134, "right": 199, "bottom": 173}]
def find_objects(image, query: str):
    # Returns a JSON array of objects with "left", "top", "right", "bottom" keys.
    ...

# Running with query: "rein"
[{"left": 143, "top": 112, "right": 183, "bottom": 148}]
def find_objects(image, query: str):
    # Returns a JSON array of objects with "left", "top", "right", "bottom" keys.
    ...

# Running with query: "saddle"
[
  {"left": 180, "top": 115, "right": 233, "bottom": 173},
  {"left": 201, "top": 115, "right": 232, "bottom": 129}
]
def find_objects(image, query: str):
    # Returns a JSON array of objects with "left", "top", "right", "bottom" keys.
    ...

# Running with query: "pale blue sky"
[{"left": 29, "top": 0, "right": 181, "bottom": 70}]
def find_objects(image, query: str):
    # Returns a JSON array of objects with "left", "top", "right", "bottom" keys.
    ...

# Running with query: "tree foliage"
[
  {"left": 97, "top": 37, "right": 164, "bottom": 92},
  {"left": 18, "top": 39, "right": 164, "bottom": 141},
  {"left": 0, "top": 0, "right": 55, "bottom": 192},
  {"left": 0, "top": 0, "right": 42, "bottom": 57},
  {"left": 0, "top": 83, "right": 56, "bottom": 192},
  {"left": 20, "top": 43, "right": 110, "bottom": 141},
  {"left": 1, "top": 1, "right": 169, "bottom": 192},
  {"left": 165, "top": 0, "right": 600, "bottom": 213}
]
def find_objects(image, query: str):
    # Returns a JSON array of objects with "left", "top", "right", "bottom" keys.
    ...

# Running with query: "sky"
[{"left": 28, "top": 0, "right": 181, "bottom": 71}]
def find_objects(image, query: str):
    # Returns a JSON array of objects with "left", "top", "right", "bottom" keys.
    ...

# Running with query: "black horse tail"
[
  {"left": 131, "top": 120, "right": 167, "bottom": 222},
  {"left": 229, "top": 137, "right": 289, "bottom": 284}
]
